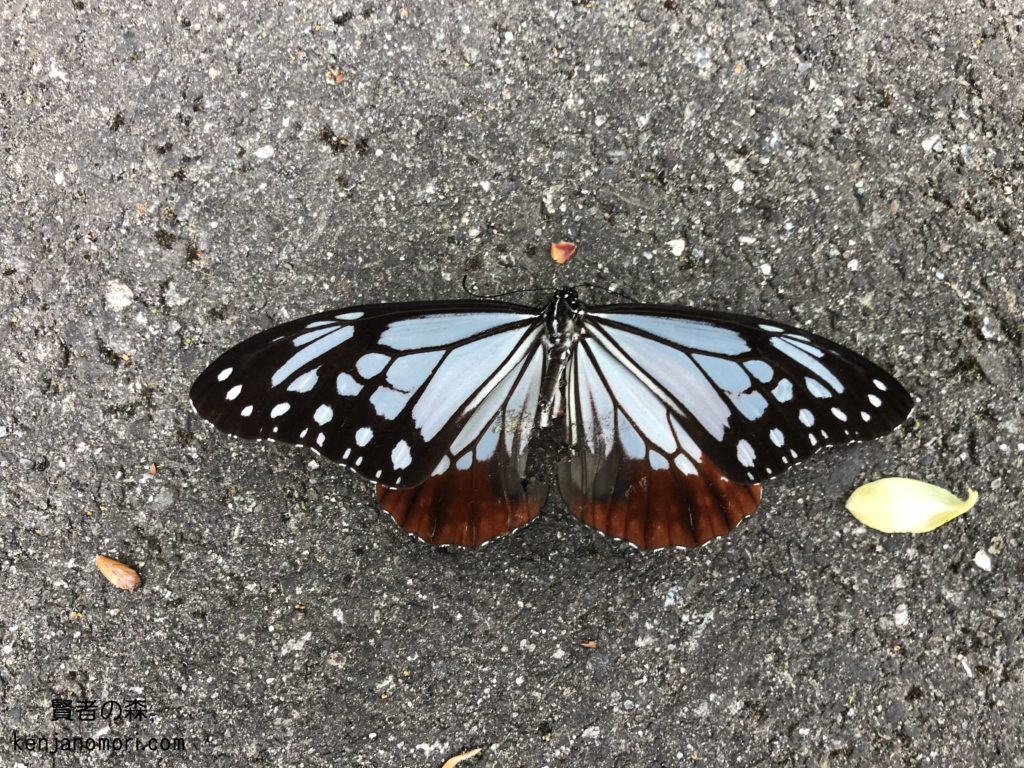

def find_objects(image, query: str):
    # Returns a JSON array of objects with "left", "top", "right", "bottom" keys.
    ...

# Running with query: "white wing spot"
[
  {"left": 313, "top": 404, "right": 333, "bottom": 425},
  {"left": 759, "top": 323, "right": 784, "bottom": 332},
  {"left": 240, "top": 405, "right": 254, "bottom": 417},
  {"left": 831, "top": 407, "right": 848, "bottom": 422},
  {"left": 809, "top": 433, "right": 817, "bottom": 446},
  {"left": 455, "top": 452, "right": 473, "bottom": 471},
  {"left": 736, "top": 439, "right": 756, "bottom": 468},
  {"left": 342, "top": 448, "right": 351, "bottom": 460},
  {"left": 336, "top": 311, "right": 364, "bottom": 320},
  {"left": 316, "top": 432, "right": 326, "bottom": 447},
  {"left": 769, "top": 428, "right": 785, "bottom": 447},
  {"left": 336, "top": 372, "right": 363, "bottom": 396},
  {"left": 861, "top": 411, "right": 872, "bottom": 422},
  {"left": 226, "top": 384, "right": 243, "bottom": 401},
  {"left": 270, "top": 402, "right": 291, "bottom": 418},
  {"left": 868, "top": 393, "right": 882, "bottom": 407},
  {"left": 300, "top": 428, "right": 308, "bottom": 438},
  {"left": 873, "top": 379, "right": 888, "bottom": 391},
  {"left": 355, "top": 427, "right": 373, "bottom": 446},
  {"left": 391, "top": 440, "right": 412, "bottom": 470},
  {"left": 799, "top": 408, "right": 815, "bottom": 427},
  {"left": 732, "top": 391, "right": 769, "bottom": 420},
  {"left": 217, "top": 367, "right": 233, "bottom": 382},
  {"left": 355, "top": 455, "right": 363, "bottom": 466}
]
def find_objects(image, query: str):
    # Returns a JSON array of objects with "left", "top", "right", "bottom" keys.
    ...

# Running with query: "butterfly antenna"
[
  {"left": 576, "top": 281, "right": 640, "bottom": 304},
  {"left": 461, "top": 275, "right": 549, "bottom": 301}
]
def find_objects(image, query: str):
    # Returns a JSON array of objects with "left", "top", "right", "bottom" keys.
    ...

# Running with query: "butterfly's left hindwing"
[{"left": 190, "top": 300, "right": 543, "bottom": 489}]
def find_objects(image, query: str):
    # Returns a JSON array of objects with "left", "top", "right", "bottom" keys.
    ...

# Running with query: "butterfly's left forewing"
[
  {"left": 558, "top": 305, "right": 912, "bottom": 549},
  {"left": 582, "top": 306, "right": 913, "bottom": 483},
  {"left": 559, "top": 326, "right": 762, "bottom": 549},
  {"left": 190, "top": 301, "right": 545, "bottom": 493}
]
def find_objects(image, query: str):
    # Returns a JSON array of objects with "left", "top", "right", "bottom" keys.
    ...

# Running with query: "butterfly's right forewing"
[
  {"left": 190, "top": 301, "right": 543, "bottom": 490},
  {"left": 376, "top": 342, "right": 549, "bottom": 546}
]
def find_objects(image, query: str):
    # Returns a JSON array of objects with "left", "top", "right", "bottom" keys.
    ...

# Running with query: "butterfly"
[{"left": 189, "top": 288, "right": 913, "bottom": 549}]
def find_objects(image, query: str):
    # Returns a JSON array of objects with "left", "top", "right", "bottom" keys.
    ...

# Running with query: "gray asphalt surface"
[{"left": 2, "top": 1, "right": 1023, "bottom": 766}]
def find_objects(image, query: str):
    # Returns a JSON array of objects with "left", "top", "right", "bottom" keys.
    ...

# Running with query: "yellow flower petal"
[{"left": 845, "top": 478, "right": 978, "bottom": 533}]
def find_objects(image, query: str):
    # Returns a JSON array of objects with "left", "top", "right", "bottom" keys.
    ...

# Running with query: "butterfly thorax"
[{"left": 539, "top": 289, "right": 585, "bottom": 427}]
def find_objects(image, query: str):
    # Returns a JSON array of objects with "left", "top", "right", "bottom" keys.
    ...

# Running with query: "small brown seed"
[{"left": 95, "top": 555, "right": 141, "bottom": 591}]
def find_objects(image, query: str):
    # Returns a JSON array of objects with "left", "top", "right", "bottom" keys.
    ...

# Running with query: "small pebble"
[{"left": 973, "top": 549, "right": 992, "bottom": 572}]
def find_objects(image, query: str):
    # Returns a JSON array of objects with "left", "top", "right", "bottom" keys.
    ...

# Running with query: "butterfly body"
[
  {"left": 539, "top": 288, "right": 586, "bottom": 427},
  {"left": 191, "top": 290, "right": 912, "bottom": 549}
]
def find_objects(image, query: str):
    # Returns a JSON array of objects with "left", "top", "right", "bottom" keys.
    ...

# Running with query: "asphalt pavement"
[{"left": 2, "top": 1, "right": 1023, "bottom": 765}]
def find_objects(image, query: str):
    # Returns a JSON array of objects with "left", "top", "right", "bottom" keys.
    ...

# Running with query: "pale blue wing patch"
[
  {"left": 590, "top": 312, "right": 752, "bottom": 355},
  {"left": 566, "top": 338, "right": 705, "bottom": 475},
  {"left": 379, "top": 313, "right": 533, "bottom": 351},
  {"left": 369, "top": 386, "right": 414, "bottom": 419},
  {"left": 385, "top": 350, "right": 444, "bottom": 392},
  {"left": 356, "top": 352, "right": 390, "bottom": 379},
  {"left": 770, "top": 337, "right": 845, "bottom": 393},
  {"left": 336, "top": 372, "right": 363, "bottom": 396},
  {"left": 445, "top": 344, "right": 543, "bottom": 462},
  {"left": 589, "top": 325, "right": 731, "bottom": 440},
  {"left": 412, "top": 327, "right": 536, "bottom": 442},
  {"left": 287, "top": 367, "right": 320, "bottom": 393},
  {"left": 272, "top": 326, "right": 354, "bottom": 387}
]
